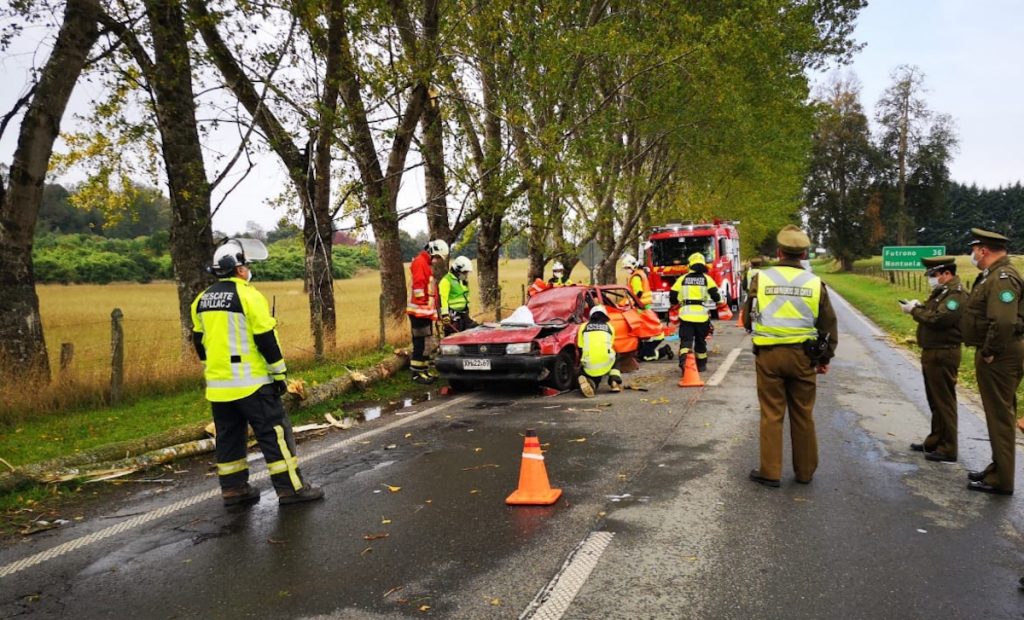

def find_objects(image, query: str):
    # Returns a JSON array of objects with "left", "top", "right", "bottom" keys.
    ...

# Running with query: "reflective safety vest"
[
  {"left": 751, "top": 266, "right": 822, "bottom": 346},
  {"left": 629, "top": 269, "right": 652, "bottom": 307},
  {"left": 407, "top": 251, "right": 437, "bottom": 319},
  {"left": 191, "top": 278, "right": 286, "bottom": 402},
  {"left": 548, "top": 275, "right": 573, "bottom": 287},
  {"left": 439, "top": 272, "right": 470, "bottom": 313},
  {"left": 671, "top": 272, "right": 717, "bottom": 322},
  {"left": 577, "top": 321, "right": 616, "bottom": 377}
]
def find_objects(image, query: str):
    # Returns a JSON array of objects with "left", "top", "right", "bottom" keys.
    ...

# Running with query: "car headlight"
[
  {"left": 506, "top": 342, "right": 532, "bottom": 355},
  {"left": 440, "top": 344, "right": 461, "bottom": 356}
]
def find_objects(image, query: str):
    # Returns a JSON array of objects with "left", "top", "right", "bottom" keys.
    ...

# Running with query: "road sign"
[
  {"left": 881, "top": 246, "right": 946, "bottom": 271},
  {"left": 580, "top": 240, "right": 605, "bottom": 284}
]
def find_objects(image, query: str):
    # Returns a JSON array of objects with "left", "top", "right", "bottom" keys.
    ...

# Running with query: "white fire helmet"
[
  {"left": 452, "top": 255, "right": 473, "bottom": 274},
  {"left": 427, "top": 239, "right": 450, "bottom": 259},
  {"left": 589, "top": 304, "right": 609, "bottom": 320},
  {"left": 210, "top": 238, "right": 268, "bottom": 277},
  {"left": 552, "top": 261, "right": 565, "bottom": 274},
  {"left": 622, "top": 254, "right": 638, "bottom": 270}
]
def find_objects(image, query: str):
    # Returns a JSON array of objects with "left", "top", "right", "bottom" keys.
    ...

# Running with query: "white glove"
[{"left": 898, "top": 300, "right": 920, "bottom": 314}]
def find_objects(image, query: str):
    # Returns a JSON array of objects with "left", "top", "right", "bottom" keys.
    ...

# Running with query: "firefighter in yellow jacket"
[
  {"left": 577, "top": 305, "right": 623, "bottom": 397},
  {"left": 623, "top": 254, "right": 671, "bottom": 362},
  {"left": 670, "top": 252, "right": 720, "bottom": 372},
  {"left": 191, "top": 239, "right": 323, "bottom": 507}
]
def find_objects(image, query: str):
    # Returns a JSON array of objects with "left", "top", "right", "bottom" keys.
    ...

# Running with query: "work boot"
[
  {"left": 278, "top": 485, "right": 325, "bottom": 506},
  {"left": 222, "top": 484, "right": 261, "bottom": 507},
  {"left": 578, "top": 375, "right": 595, "bottom": 398},
  {"left": 658, "top": 345, "right": 673, "bottom": 360},
  {"left": 609, "top": 380, "right": 622, "bottom": 393},
  {"left": 411, "top": 371, "right": 436, "bottom": 385}
]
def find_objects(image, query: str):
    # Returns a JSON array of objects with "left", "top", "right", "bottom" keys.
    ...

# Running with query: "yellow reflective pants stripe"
[
  {"left": 217, "top": 458, "right": 249, "bottom": 476},
  {"left": 273, "top": 425, "right": 303, "bottom": 491}
]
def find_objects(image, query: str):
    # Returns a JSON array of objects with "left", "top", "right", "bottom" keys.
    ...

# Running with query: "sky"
[{"left": 1, "top": 0, "right": 1022, "bottom": 235}]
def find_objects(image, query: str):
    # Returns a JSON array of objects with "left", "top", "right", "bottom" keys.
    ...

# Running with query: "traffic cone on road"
[
  {"left": 716, "top": 303, "right": 733, "bottom": 322},
  {"left": 506, "top": 429, "right": 562, "bottom": 506},
  {"left": 678, "top": 353, "right": 704, "bottom": 388},
  {"left": 735, "top": 308, "right": 744, "bottom": 328}
]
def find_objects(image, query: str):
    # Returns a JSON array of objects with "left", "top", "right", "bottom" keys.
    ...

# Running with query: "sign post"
[
  {"left": 580, "top": 240, "right": 605, "bottom": 285},
  {"left": 881, "top": 246, "right": 945, "bottom": 271}
]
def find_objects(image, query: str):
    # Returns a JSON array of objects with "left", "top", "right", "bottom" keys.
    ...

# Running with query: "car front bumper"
[{"left": 435, "top": 354, "right": 557, "bottom": 382}]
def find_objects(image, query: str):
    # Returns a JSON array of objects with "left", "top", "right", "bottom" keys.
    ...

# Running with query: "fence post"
[
  {"left": 379, "top": 294, "right": 386, "bottom": 350},
  {"left": 521, "top": 283, "right": 526, "bottom": 306},
  {"left": 110, "top": 308, "right": 124, "bottom": 406},
  {"left": 495, "top": 286, "right": 502, "bottom": 323},
  {"left": 59, "top": 342, "right": 74, "bottom": 380}
]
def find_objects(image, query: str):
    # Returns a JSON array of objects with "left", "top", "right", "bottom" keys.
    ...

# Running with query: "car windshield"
[{"left": 651, "top": 236, "right": 714, "bottom": 267}]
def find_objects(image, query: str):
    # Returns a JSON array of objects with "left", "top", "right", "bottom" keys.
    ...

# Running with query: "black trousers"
[
  {"left": 678, "top": 320, "right": 710, "bottom": 367},
  {"left": 212, "top": 384, "right": 305, "bottom": 493},
  {"left": 410, "top": 316, "right": 433, "bottom": 374},
  {"left": 442, "top": 311, "right": 478, "bottom": 336}
]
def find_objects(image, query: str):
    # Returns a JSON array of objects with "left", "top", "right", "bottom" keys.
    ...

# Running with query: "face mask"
[
  {"left": 245, "top": 268, "right": 253, "bottom": 282},
  {"left": 927, "top": 276, "right": 939, "bottom": 289},
  {"left": 970, "top": 253, "right": 980, "bottom": 268}
]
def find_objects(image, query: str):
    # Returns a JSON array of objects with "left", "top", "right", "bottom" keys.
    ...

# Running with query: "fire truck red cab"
[{"left": 645, "top": 219, "right": 741, "bottom": 317}]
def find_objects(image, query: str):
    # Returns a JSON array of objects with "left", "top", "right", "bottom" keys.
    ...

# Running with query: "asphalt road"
[{"left": 2, "top": 293, "right": 1023, "bottom": 619}]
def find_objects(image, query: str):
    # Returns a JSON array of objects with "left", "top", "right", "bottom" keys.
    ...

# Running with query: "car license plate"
[{"left": 462, "top": 358, "right": 491, "bottom": 371}]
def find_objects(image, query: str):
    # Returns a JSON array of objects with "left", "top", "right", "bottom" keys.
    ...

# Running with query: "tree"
[
  {"left": 875, "top": 65, "right": 957, "bottom": 245},
  {"left": 804, "top": 76, "right": 878, "bottom": 271},
  {"left": 0, "top": 0, "right": 102, "bottom": 382}
]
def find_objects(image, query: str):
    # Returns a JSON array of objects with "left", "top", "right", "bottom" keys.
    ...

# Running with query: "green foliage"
[{"left": 32, "top": 233, "right": 378, "bottom": 284}]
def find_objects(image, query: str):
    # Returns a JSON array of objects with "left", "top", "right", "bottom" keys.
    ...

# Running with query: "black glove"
[{"left": 273, "top": 379, "right": 288, "bottom": 396}]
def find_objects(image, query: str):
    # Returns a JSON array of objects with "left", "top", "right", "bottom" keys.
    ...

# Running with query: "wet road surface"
[{"left": 2, "top": 292, "right": 1023, "bottom": 618}]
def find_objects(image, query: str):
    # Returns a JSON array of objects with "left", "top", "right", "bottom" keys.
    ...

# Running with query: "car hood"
[{"left": 441, "top": 322, "right": 570, "bottom": 345}]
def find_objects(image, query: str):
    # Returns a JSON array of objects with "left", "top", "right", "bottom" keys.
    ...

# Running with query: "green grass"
[
  {"left": 817, "top": 259, "right": 1024, "bottom": 404},
  {"left": 0, "top": 347, "right": 413, "bottom": 468}
]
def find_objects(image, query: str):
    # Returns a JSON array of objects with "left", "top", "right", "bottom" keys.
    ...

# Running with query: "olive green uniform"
[
  {"left": 742, "top": 257, "right": 839, "bottom": 481},
  {"left": 911, "top": 275, "right": 966, "bottom": 457},
  {"left": 961, "top": 255, "right": 1024, "bottom": 492}
]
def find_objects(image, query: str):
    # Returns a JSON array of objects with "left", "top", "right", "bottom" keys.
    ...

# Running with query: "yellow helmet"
[{"left": 687, "top": 252, "right": 706, "bottom": 267}]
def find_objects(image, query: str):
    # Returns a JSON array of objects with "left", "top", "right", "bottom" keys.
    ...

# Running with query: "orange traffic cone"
[
  {"left": 506, "top": 429, "right": 562, "bottom": 505},
  {"left": 678, "top": 353, "right": 704, "bottom": 388},
  {"left": 717, "top": 303, "right": 733, "bottom": 322},
  {"left": 735, "top": 308, "right": 744, "bottom": 328}
]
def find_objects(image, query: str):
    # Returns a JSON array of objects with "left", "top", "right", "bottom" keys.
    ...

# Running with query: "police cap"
[
  {"left": 776, "top": 225, "right": 810, "bottom": 253},
  {"left": 968, "top": 228, "right": 1009, "bottom": 249},
  {"left": 921, "top": 255, "right": 956, "bottom": 275}
]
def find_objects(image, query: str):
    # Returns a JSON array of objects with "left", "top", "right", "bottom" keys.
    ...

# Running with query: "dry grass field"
[{"left": 25, "top": 258, "right": 598, "bottom": 413}]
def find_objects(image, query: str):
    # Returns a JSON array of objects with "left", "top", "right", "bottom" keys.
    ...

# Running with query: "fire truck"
[{"left": 645, "top": 219, "right": 742, "bottom": 317}]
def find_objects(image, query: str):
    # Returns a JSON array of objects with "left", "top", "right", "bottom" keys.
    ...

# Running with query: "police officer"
[
  {"left": 743, "top": 225, "right": 838, "bottom": 487},
  {"left": 670, "top": 252, "right": 720, "bottom": 372},
  {"left": 439, "top": 256, "right": 477, "bottom": 335},
  {"left": 408, "top": 239, "right": 449, "bottom": 383},
  {"left": 577, "top": 305, "right": 623, "bottom": 397},
  {"left": 961, "top": 228, "right": 1023, "bottom": 495},
  {"left": 191, "top": 240, "right": 324, "bottom": 506},
  {"left": 624, "top": 254, "right": 671, "bottom": 362},
  {"left": 898, "top": 256, "right": 965, "bottom": 462}
]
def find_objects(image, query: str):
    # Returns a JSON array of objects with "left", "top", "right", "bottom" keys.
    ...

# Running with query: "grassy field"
[
  {"left": 817, "top": 255, "right": 1024, "bottom": 403},
  {"left": 15, "top": 258, "right": 602, "bottom": 417}
]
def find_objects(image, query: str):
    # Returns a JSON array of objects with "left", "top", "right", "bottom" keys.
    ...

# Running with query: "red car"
[{"left": 435, "top": 285, "right": 663, "bottom": 391}]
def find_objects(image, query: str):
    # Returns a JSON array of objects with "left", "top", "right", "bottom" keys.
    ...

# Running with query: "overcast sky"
[{"left": 2, "top": 0, "right": 1022, "bottom": 235}]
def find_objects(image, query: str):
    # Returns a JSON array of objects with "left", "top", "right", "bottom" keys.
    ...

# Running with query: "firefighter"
[
  {"left": 548, "top": 262, "right": 574, "bottom": 286},
  {"left": 743, "top": 225, "right": 838, "bottom": 487},
  {"left": 439, "top": 256, "right": 478, "bottom": 335},
  {"left": 960, "top": 228, "right": 1023, "bottom": 495},
  {"left": 623, "top": 254, "right": 672, "bottom": 362},
  {"left": 408, "top": 239, "right": 449, "bottom": 384},
  {"left": 670, "top": 252, "right": 720, "bottom": 372},
  {"left": 899, "top": 256, "right": 965, "bottom": 462},
  {"left": 577, "top": 305, "right": 623, "bottom": 397},
  {"left": 191, "top": 239, "right": 323, "bottom": 507}
]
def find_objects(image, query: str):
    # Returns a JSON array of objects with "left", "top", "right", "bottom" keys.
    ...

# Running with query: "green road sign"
[{"left": 882, "top": 246, "right": 946, "bottom": 271}]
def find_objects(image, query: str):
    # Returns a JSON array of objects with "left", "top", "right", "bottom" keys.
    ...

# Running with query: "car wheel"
[
  {"left": 448, "top": 379, "right": 474, "bottom": 393},
  {"left": 546, "top": 348, "right": 577, "bottom": 391}
]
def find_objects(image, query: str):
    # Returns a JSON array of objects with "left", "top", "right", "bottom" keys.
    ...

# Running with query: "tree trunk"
[
  {"left": 0, "top": 0, "right": 101, "bottom": 383},
  {"left": 421, "top": 94, "right": 451, "bottom": 243},
  {"left": 477, "top": 212, "right": 502, "bottom": 312},
  {"left": 141, "top": 0, "right": 214, "bottom": 355}
]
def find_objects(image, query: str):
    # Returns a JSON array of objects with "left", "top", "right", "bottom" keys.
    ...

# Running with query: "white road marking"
[
  {"left": 706, "top": 347, "right": 743, "bottom": 386},
  {"left": 0, "top": 395, "right": 472, "bottom": 580},
  {"left": 520, "top": 531, "right": 615, "bottom": 620}
]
